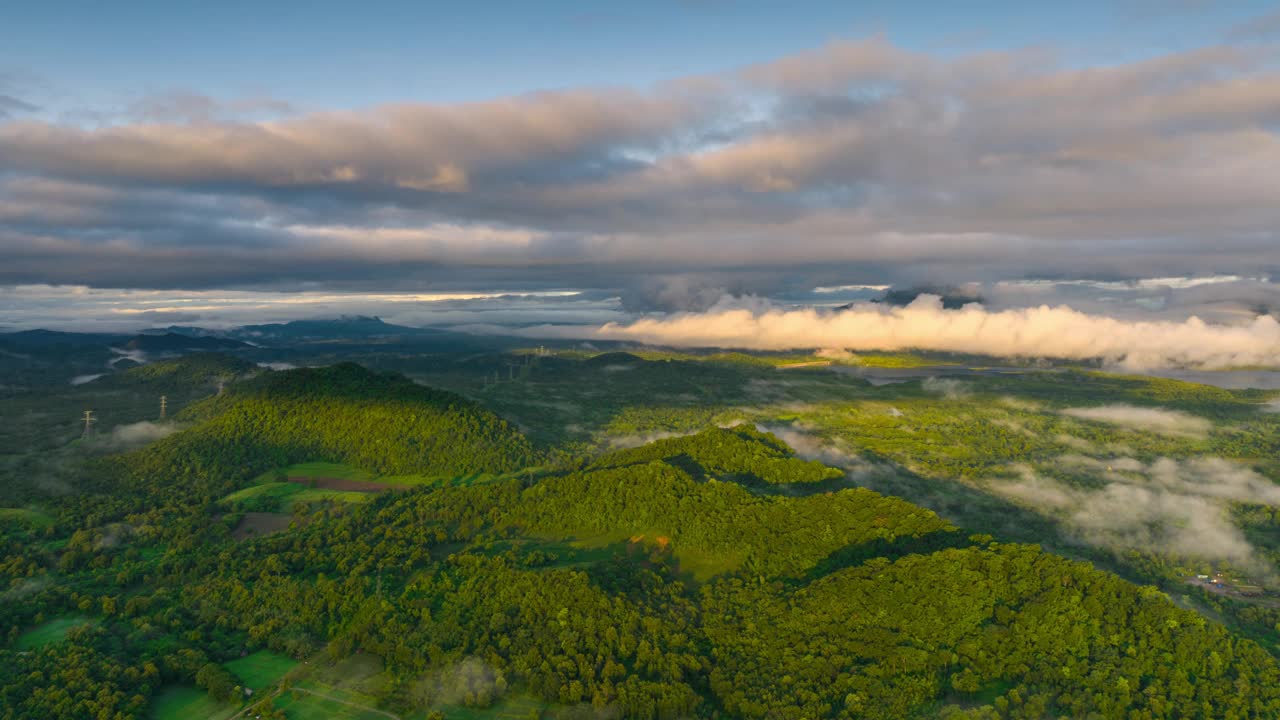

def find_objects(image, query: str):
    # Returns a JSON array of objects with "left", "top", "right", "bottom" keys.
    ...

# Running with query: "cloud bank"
[
  {"left": 2, "top": 37, "right": 1280, "bottom": 298},
  {"left": 520, "top": 295, "right": 1280, "bottom": 369}
]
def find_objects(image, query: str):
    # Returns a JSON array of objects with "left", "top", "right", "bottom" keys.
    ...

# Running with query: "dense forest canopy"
[{"left": 3, "top": 352, "right": 1280, "bottom": 719}]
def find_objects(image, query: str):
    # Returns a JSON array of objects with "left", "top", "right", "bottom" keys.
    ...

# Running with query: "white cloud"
[
  {"left": 994, "top": 456, "right": 1280, "bottom": 573},
  {"left": 515, "top": 295, "right": 1280, "bottom": 369},
  {"left": 108, "top": 421, "right": 178, "bottom": 445},
  {"left": 1061, "top": 405, "right": 1213, "bottom": 438}
]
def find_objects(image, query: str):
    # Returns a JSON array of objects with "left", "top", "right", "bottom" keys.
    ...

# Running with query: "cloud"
[
  {"left": 516, "top": 295, "right": 1280, "bottom": 369},
  {"left": 994, "top": 456, "right": 1280, "bottom": 574},
  {"left": 413, "top": 657, "right": 508, "bottom": 708},
  {"left": 922, "top": 377, "right": 970, "bottom": 399},
  {"left": 126, "top": 91, "right": 296, "bottom": 124},
  {"left": 108, "top": 421, "right": 179, "bottom": 446},
  {"left": 1061, "top": 404, "right": 1213, "bottom": 438},
  {"left": 0, "top": 283, "right": 611, "bottom": 333},
  {"left": 0, "top": 94, "right": 37, "bottom": 120},
  {"left": 1228, "top": 9, "right": 1280, "bottom": 42},
  {"left": 757, "top": 424, "right": 877, "bottom": 477},
  {"left": 2, "top": 38, "right": 1280, "bottom": 295},
  {"left": 607, "top": 430, "right": 697, "bottom": 449}
]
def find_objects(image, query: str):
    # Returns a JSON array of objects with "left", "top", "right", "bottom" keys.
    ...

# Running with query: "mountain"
[
  {"left": 120, "top": 332, "right": 251, "bottom": 353},
  {"left": 104, "top": 361, "right": 538, "bottom": 505},
  {"left": 0, "top": 329, "right": 133, "bottom": 348},
  {"left": 837, "top": 285, "right": 984, "bottom": 311},
  {"left": 109, "top": 352, "right": 257, "bottom": 387},
  {"left": 230, "top": 315, "right": 437, "bottom": 341},
  {"left": 6, "top": 356, "right": 1280, "bottom": 719}
]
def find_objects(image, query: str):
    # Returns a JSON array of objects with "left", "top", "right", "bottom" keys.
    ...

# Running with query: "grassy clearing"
[
  {"left": 436, "top": 693, "right": 547, "bottom": 720},
  {"left": 225, "top": 649, "right": 299, "bottom": 690},
  {"left": 849, "top": 353, "right": 960, "bottom": 368},
  {"left": 15, "top": 615, "right": 99, "bottom": 650},
  {"left": 232, "top": 512, "right": 294, "bottom": 541},
  {"left": 249, "top": 461, "right": 374, "bottom": 485},
  {"left": 273, "top": 683, "right": 388, "bottom": 720},
  {"left": 292, "top": 488, "right": 373, "bottom": 504},
  {"left": 223, "top": 481, "right": 370, "bottom": 510},
  {"left": 0, "top": 507, "right": 54, "bottom": 529},
  {"left": 148, "top": 685, "right": 241, "bottom": 720},
  {"left": 225, "top": 481, "right": 303, "bottom": 503}
]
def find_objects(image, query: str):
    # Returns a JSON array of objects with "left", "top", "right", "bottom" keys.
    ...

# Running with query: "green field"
[
  {"left": 224, "top": 480, "right": 373, "bottom": 509},
  {"left": 847, "top": 352, "right": 961, "bottom": 368},
  {"left": 249, "top": 461, "right": 375, "bottom": 485},
  {"left": 225, "top": 481, "right": 305, "bottom": 503},
  {"left": 0, "top": 507, "right": 54, "bottom": 530},
  {"left": 272, "top": 681, "right": 390, "bottom": 720},
  {"left": 15, "top": 615, "right": 99, "bottom": 650},
  {"left": 436, "top": 694, "right": 547, "bottom": 720},
  {"left": 148, "top": 685, "right": 241, "bottom": 720},
  {"left": 225, "top": 649, "right": 299, "bottom": 689}
]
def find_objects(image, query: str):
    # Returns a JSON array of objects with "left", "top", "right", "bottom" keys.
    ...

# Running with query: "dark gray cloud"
[
  {"left": 0, "top": 94, "right": 37, "bottom": 119},
  {"left": 125, "top": 91, "right": 297, "bottom": 124},
  {"left": 2, "top": 38, "right": 1280, "bottom": 304},
  {"left": 1228, "top": 9, "right": 1280, "bottom": 42}
]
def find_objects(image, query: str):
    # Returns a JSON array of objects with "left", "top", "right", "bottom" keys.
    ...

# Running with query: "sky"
[{"left": 4, "top": 0, "right": 1280, "bottom": 358}]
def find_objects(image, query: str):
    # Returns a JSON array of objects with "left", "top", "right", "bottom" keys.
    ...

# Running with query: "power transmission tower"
[
  {"left": 159, "top": 395, "right": 168, "bottom": 420},
  {"left": 217, "top": 378, "right": 226, "bottom": 396},
  {"left": 81, "top": 410, "right": 96, "bottom": 438}
]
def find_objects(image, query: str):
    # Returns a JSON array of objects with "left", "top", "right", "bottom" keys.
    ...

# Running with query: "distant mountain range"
[
  {"left": 121, "top": 332, "right": 251, "bottom": 353},
  {"left": 1, "top": 316, "right": 440, "bottom": 350},
  {"left": 138, "top": 315, "right": 441, "bottom": 342},
  {"left": 232, "top": 315, "right": 441, "bottom": 340},
  {"left": 838, "top": 286, "right": 985, "bottom": 311}
]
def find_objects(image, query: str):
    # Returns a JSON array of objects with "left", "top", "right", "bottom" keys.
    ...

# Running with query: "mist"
[
  {"left": 1061, "top": 405, "right": 1213, "bottom": 438},
  {"left": 993, "top": 456, "right": 1280, "bottom": 575},
  {"left": 107, "top": 421, "right": 179, "bottom": 447}
]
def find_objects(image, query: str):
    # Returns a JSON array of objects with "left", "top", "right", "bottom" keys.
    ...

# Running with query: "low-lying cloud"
[
  {"left": 1061, "top": 405, "right": 1213, "bottom": 438},
  {"left": 523, "top": 296, "right": 1280, "bottom": 369},
  {"left": 995, "top": 456, "right": 1280, "bottom": 574},
  {"left": 109, "top": 421, "right": 178, "bottom": 446},
  {"left": 758, "top": 424, "right": 876, "bottom": 477}
]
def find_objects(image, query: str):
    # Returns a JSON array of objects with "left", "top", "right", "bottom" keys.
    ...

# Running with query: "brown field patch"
[{"left": 233, "top": 512, "right": 294, "bottom": 541}]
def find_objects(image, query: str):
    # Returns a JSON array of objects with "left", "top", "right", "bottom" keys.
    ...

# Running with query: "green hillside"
[
  {"left": 101, "top": 362, "right": 538, "bottom": 508},
  {"left": 4, "top": 357, "right": 1280, "bottom": 719}
]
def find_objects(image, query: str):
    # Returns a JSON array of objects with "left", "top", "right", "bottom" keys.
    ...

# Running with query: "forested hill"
[
  {"left": 107, "top": 352, "right": 256, "bottom": 389},
  {"left": 6, "top": 359, "right": 1280, "bottom": 719},
  {"left": 591, "top": 425, "right": 845, "bottom": 485},
  {"left": 101, "top": 362, "right": 538, "bottom": 511}
]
